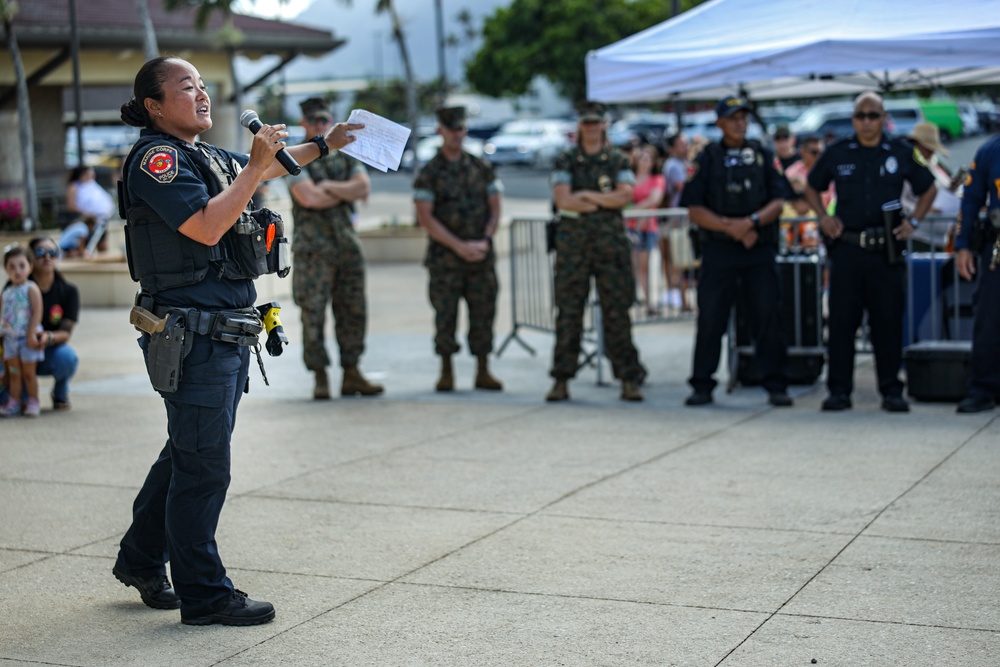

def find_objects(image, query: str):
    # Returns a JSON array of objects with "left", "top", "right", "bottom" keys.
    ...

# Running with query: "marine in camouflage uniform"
[
  {"left": 413, "top": 106, "right": 504, "bottom": 392},
  {"left": 547, "top": 102, "right": 645, "bottom": 402},
  {"left": 288, "top": 98, "right": 383, "bottom": 399}
]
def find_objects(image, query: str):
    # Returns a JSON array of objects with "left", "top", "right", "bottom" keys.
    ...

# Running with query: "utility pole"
[{"left": 434, "top": 0, "right": 447, "bottom": 105}]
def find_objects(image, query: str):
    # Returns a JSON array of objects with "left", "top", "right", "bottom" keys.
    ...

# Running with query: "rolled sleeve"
[{"left": 413, "top": 188, "right": 435, "bottom": 203}]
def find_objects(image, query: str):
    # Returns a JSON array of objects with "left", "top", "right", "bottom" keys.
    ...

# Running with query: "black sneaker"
[
  {"left": 181, "top": 589, "right": 275, "bottom": 626},
  {"left": 685, "top": 391, "right": 713, "bottom": 406},
  {"left": 956, "top": 395, "right": 996, "bottom": 414},
  {"left": 821, "top": 394, "right": 852, "bottom": 411},
  {"left": 881, "top": 395, "right": 910, "bottom": 413},
  {"left": 768, "top": 391, "right": 793, "bottom": 407},
  {"left": 113, "top": 565, "right": 181, "bottom": 610}
]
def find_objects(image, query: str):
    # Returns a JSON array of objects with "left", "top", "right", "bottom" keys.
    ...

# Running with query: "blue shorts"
[
  {"left": 627, "top": 229, "right": 659, "bottom": 252},
  {"left": 2, "top": 335, "right": 46, "bottom": 363}
]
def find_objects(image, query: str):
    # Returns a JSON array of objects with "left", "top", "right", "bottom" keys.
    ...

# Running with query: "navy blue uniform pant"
[
  {"left": 116, "top": 334, "right": 249, "bottom": 619},
  {"left": 968, "top": 244, "right": 1000, "bottom": 399},
  {"left": 690, "top": 240, "right": 788, "bottom": 394},
  {"left": 826, "top": 241, "right": 905, "bottom": 398}
]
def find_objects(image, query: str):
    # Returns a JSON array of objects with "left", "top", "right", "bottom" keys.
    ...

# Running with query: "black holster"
[{"left": 146, "top": 313, "right": 192, "bottom": 394}]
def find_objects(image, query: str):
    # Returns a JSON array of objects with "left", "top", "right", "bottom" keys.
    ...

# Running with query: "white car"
[
  {"left": 483, "top": 119, "right": 574, "bottom": 168},
  {"left": 958, "top": 102, "right": 982, "bottom": 136},
  {"left": 399, "top": 135, "right": 485, "bottom": 171}
]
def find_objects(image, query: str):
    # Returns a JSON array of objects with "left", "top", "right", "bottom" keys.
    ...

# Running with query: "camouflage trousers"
[
  {"left": 550, "top": 217, "right": 644, "bottom": 382},
  {"left": 428, "top": 260, "right": 498, "bottom": 357},
  {"left": 292, "top": 242, "right": 368, "bottom": 371}
]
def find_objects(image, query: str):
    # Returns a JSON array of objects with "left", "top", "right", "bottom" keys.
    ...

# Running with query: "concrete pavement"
[{"left": 2, "top": 256, "right": 999, "bottom": 666}]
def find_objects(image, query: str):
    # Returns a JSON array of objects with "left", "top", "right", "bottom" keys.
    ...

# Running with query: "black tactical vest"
[
  {"left": 702, "top": 140, "right": 777, "bottom": 245},
  {"left": 119, "top": 135, "right": 267, "bottom": 295}
]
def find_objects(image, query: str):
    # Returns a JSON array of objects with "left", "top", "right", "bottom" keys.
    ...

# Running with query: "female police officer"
[
  {"left": 545, "top": 102, "right": 645, "bottom": 402},
  {"left": 111, "top": 57, "right": 359, "bottom": 626}
]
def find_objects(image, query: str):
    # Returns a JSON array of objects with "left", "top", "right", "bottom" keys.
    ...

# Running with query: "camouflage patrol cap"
[
  {"left": 577, "top": 101, "right": 607, "bottom": 122},
  {"left": 436, "top": 106, "right": 467, "bottom": 129},
  {"left": 299, "top": 97, "right": 332, "bottom": 121}
]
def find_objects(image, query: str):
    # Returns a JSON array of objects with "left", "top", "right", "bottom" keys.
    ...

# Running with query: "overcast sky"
[{"left": 237, "top": 0, "right": 509, "bottom": 84}]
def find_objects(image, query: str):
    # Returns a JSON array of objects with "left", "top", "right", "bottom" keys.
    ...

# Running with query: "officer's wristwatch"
[
  {"left": 910, "top": 217, "right": 921, "bottom": 229},
  {"left": 750, "top": 213, "right": 761, "bottom": 230},
  {"left": 310, "top": 134, "right": 330, "bottom": 158}
]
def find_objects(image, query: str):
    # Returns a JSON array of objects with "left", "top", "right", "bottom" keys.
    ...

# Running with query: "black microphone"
[{"left": 240, "top": 109, "right": 301, "bottom": 176}]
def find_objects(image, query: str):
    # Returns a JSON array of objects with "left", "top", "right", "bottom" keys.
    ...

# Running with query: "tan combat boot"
[
  {"left": 620, "top": 380, "right": 643, "bottom": 402},
  {"left": 474, "top": 355, "right": 503, "bottom": 391},
  {"left": 545, "top": 379, "right": 569, "bottom": 402},
  {"left": 341, "top": 366, "right": 384, "bottom": 397},
  {"left": 313, "top": 369, "right": 331, "bottom": 400},
  {"left": 435, "top": 356, "right": 454, "bottom": 392}
]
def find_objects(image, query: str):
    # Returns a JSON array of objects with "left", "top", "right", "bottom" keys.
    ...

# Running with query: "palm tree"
[
  {"left": 336, "top": 0, "right": 419, "bottom": 150},
  {"left": 2, "top": 0, "right": 38, "bottom": 229},
  {"left": 135, "top": 0, "right": 159, "bottom": 60}
]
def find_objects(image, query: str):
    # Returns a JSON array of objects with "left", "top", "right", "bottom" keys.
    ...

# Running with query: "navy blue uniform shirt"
[
  {"left": 126, "top": 129, "right": 256, "bottom": 309},
  {"left": 681, "top": 140, "right": 791, "bottom": 215},
  {"left": 808, "top": 134, "right": 934, "bottom": 231},
  {"left": 955, "top": 134, "right": 1000, "bottom": 251}
]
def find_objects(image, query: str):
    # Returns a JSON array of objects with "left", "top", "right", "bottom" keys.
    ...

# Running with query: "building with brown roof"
[{"left": 0, "top": 0, "right": 344, "bottom": 221}]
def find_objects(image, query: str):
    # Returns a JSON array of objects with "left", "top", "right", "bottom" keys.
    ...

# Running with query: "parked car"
[
  {"left": 957, "top": 102, "right": 982, "bottom": 136},
  {"left": 399, "top": 134, "right": 485, "bottom": 172},
  {"left": 789, "top": 100, "right": 924, "bottom": 142},
  {"left": 974, "top": 101, "right": 1000, "bottom": 133},
  {"left": 482, "top": 119, "right": 574, "bottom": 168},
  {"left": 884, "top": 99, "right": 925, "bottom": 138}
]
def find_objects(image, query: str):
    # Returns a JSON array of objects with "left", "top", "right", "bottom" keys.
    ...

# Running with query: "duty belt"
[
  {"left": 145, "top": 305, "right": 263, "bottom": 347},
  {"left": 838, "top": 228, "right": 887, "bottom": 251}
]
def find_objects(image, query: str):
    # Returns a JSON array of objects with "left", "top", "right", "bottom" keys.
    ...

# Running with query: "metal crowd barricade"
[{"left": 497, "top": 210, "right": 698, "bottom": 385}]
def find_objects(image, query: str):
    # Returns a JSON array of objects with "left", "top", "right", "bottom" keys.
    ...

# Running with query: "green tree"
[
  {"left": 336, "top": 0, "right": 419, "bottom": 147},
  {"left": 466, "top": 0, "right": 704, "bottom": 104}
]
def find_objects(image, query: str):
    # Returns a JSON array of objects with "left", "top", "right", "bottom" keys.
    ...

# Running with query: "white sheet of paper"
[{"left": 340, "top": 109, "right": 412, "bottom": 172}]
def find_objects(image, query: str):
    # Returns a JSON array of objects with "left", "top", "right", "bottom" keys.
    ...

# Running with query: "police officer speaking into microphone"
[
  {"left": 804, "top": 91, "right": 936, "bottom": 413},
  {"left": 111, "top": 57, "right": 360, "bottom": 626},
  {"left": 681, "top": 95, "right": 793, "bottom": 408}
]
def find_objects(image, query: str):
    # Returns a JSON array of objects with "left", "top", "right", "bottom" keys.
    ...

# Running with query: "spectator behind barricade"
[
  {"left": 27, "top": 237, "right": 79, "bottom": 411},
  {"left": 545, "top": 101, "right": 646, "bottom": 403},
  {"left": 902, "top": 121, "right": 963, "bottom": 251},
  {"left": 627, "top": 144, "right": 664, "bottom": 315},
  {"left": 783, "top": 136, "right": 829, "bottom": 250},
  {"left": 660, "top": 133, "right": 693, "bottom": 311},
  {"left": 773, "top": 126, "right": 800, "bottom": 171},
  {"left": 64, "top": 166, "right": 113, "bottom": 252},
  {"left": 1, "top": 245, "right": 44, "bottom": 417}
]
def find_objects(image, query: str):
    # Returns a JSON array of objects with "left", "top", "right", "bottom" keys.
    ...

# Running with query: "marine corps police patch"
[{"left": 140, "top": 145, "right": 179, "bottom": 183}]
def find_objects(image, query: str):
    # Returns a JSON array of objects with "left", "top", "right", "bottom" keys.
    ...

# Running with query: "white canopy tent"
[{"left": 586, "top": 0, "right": 1000, "bottom": 102}]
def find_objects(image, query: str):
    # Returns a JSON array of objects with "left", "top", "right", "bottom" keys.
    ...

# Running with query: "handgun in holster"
[{"left": 146, "top": 312, "right": 191, "bottom": 394}]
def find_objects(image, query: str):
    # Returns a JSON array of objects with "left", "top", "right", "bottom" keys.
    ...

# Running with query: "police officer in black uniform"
[
  {"left": 111, "top": 57, "right": 360, "bottom": 626},
  {"left": 805, "top": 91, "right": 936, "bottom": 413},
  {"left": 954, "top": 133, "right": 1000, "bottom": 413},
  {"left": 681, "top": 95, "right": 793, "bottom": 407}
]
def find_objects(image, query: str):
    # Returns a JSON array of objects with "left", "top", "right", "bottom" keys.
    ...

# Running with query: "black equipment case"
[{"left": 729, "top": 253, "right": 825, "bottom": 389}]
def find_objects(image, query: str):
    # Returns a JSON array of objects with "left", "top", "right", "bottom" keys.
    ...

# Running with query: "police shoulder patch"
[
  {"left": 686, "top": 162, "right": 700, "bottom": 182},
  {"left": 139, "top": 145, "right": 179, "bottom": 183}
]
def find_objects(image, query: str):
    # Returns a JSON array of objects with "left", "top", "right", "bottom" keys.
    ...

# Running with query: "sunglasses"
[
  {"left": 853, "top": 111, "right": 883, "bottom": 121},
  {"left": 309, "top": 116, "right": 332, "bottom": 125},
  {"left": 35, "top": 248, "right": 59, "bottom": 258}
]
